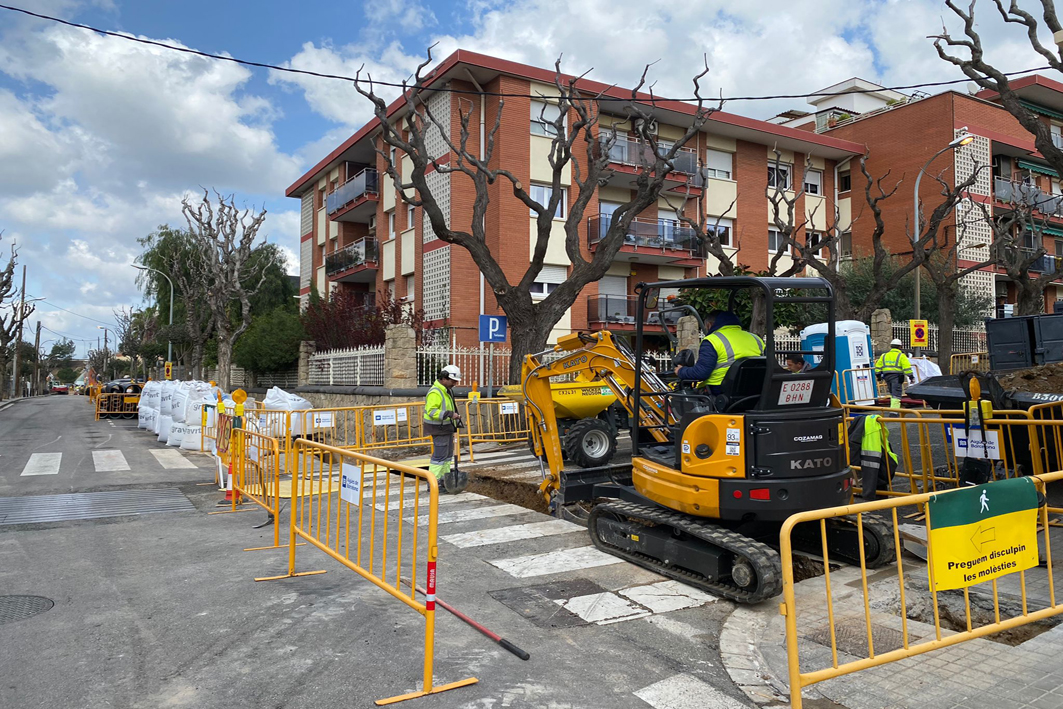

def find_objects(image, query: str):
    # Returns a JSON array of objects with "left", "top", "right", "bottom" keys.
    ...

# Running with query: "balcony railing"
[
  {"left": 995, "top": 177, "right": 1063, "bottom": 218},
  {"left": 587, "top": 215, "right": 705, "bottom": 258},
  {"left": 587, "top": 295, "right": 682, "bottom": 326},
  {"left": 601, "top": 136, "right": 700, "bottom": 178},
  {"left": 326, "top": 168, "right": 380, "bottom": 215},
  {"left": 325, "top": 237, "right": 379, "bottom": 275},
  {"left": 1019, "top": 248, "right": 1063, "bottom": 275}
]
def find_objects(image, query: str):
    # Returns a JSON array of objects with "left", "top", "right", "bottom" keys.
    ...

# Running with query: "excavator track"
[
  {"left": 588, "top": 499, "right": 782, "bottom": 604},
  {"left": 791, "top": 512, "right": 896, "bottom": 569}
]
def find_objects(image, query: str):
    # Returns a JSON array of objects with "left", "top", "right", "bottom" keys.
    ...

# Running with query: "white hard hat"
[
  {"left": 441, "top": 364, "right": 461, "bottom": 381},
  {"left": 890, "top": 338, "right": 903, "bottom": 347}
]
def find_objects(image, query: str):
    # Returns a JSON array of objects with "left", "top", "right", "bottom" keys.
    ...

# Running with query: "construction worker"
[
  {"left": 674, "top": 310, "right": 765, "bottom": 394},
  {"left": 424, "top": 364, "right": 465, "bottom": 494},
  {"left": 785, "top": 354, "right": 812, "bottom": 373},
  {"left": 875, "top": 338, "right": 914, "bottom": 409}
]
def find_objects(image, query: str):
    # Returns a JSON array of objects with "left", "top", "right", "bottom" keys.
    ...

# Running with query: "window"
[
  {"left": 768, "top": 164, "right": 791, "bottom": 190},
  {"left": 768, "top": 229, "right": 790, "bottom": 254},
  {"left": 841, "top": 231, "right": 853, "bottom": 257},
  {"left": 387, "top": 280, "right": 396, "bottom": 300},
  {"left": 405, "top": 274, "right": 415, "bottom": 299},
  {"left": 806, "top": 231, "right": 824, "bottom": 254},
  {"left": 388, "top": 212, "right": 396, "bottom": 240},
  {"left": 389, "top": 146, "right": 397, "bottom": 167},
  {"left": 1056, "top": 240, "right": 1063, "bottom": 257},
  {"left": 531, "top": 264, "right": 567, "bottom": 299},
  {"left": 839, "top": 171, "right": 852, "bottom": 192},
  {"left": 407, "top": 203, "right": 416, "bottom": 229},
  {"left": 804, "top": 170, "right": 823, "bottom": 195},
  {"left": 317, "top": 188, "right": 325, "bottom": 210},
  {"left": 705, "top": 149, "right": 733, "bottom": 179},
  {"left": 529, "top": 184, "right": 567, "bottom": 219},
  {"left": 530, "top": 100, "right": 564, "bottom": 137},
  {"left": 708, "top": 217, "right": 733, "bottom": 247}
]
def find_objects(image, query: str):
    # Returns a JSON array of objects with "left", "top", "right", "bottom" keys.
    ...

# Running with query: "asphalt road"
[{"left": 0, "top": 396, "right": 755, "bottom": 709}]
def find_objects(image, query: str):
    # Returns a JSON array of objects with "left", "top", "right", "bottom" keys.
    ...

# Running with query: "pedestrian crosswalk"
[{"left": 15, "top": 448, "right": 203, "bottom": 477}]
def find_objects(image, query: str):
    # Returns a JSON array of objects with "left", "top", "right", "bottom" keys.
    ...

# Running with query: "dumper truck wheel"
[{"left": 563, "top": 418, "right": 617, "bottom": 468}]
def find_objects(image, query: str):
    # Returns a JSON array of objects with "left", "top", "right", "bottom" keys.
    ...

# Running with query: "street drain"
[
  {"left": 804, "top": 619, "right": 906, "bottom": 657},
  {"left": 0, "top": 595, "right": 54, "bottom": 625}
]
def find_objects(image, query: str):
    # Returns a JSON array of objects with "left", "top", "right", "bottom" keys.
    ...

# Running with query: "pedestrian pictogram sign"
[
  {"left": 164, "top": 361, "right": 173, "bottom": 380},
  {"left": 928, "top": 477, "right": 1039, "bottom": 591},
  {"left": 910, "top": 319, "right": 928, "bottom": 348}
]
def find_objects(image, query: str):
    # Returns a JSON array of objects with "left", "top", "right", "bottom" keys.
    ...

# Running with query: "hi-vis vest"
[
  {"left": 875, "top": 348, "right": 912, "bottom": 376},
  {"left": 423, "top": 380, "right": 456, "bottom": 424},
  {"left": 701, "top": 325, "right": 766, "bottom": 387}
]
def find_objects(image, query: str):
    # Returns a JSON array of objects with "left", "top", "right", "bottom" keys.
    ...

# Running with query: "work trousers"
[
  {"left": 883, "top": 373, "right": 903, "bottom": 408},
  {"left": 425, "top": 422, "right": 454, "bottom": 481}
]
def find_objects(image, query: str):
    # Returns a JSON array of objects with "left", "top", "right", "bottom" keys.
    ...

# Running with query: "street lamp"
[
  {"left": 913, "top": 128, "right": 975, "bottom": 319},
  {"left": 97, "top": 325, "right": 110, "bottom": 379},
  {"left": 132, "top": 264, "right": 174, "bottom": 370}
]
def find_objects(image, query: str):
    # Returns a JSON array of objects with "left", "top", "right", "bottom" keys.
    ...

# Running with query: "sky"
[{"left": 0, "top": 0, "right": 1046, "bottom": 359}]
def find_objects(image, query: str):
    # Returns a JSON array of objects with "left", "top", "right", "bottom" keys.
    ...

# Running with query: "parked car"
[{"left": 50, "top": 383, "right": 69, "bottom": 395}]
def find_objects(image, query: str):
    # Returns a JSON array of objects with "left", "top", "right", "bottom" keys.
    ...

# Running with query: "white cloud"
[
  {"left": 264, "top": 210, "right": 301, "bottom": 275},
  {"left": 365, "top": 0, "right": 437, "bottom": 32}
]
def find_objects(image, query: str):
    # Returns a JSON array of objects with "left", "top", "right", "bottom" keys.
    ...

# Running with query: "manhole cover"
[
  {"left": 804, "top": 619, "right": 905, "bottom": 657},
  {"left": 0, "top": 595, "right": 54, "bottom": 625}
]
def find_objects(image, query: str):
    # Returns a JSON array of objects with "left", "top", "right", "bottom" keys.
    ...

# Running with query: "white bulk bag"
[
  {"left": 167, "top": 421, "right": 186, "bottom": 447},
  {"left": 157, "top": 415, "right": 173, "bottom": 443},
  {"left": 261, "top": 387, "right": 312, "bottom": 435},
  {"left": 171, "top": 383, "right": 191, "bottom": 423}
]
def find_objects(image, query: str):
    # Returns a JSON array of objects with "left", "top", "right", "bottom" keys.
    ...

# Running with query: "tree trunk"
[
  {"left": 506, "top": 316, "right": 555, "bottom": 384},
  {"left": 937, "top": 287, "right": 957, "bottom": 370},
  {"left": 1016, "top": 283, "right": 1045, "bottom": 316},
  {"left": 216, "top": 326, "right": 232, "bottom": 391},
  {"left": 190, "top": 340, "right": 204, "bottom": 381}
]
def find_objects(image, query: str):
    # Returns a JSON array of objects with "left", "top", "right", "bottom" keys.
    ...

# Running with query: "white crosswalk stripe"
[
  {"left": 92, "top": 450, "right": 129, "bottom": 472},
  {"left": 488, "top": 545, "right": 624, "bottom": 578},
  {"left": 20, "top": 453, "right": 62, "bottom": 476},
  {"left": 633, "top": 674, "right": 747, "bottom": 709},
  {"left": 420, "top": 503, "right": 532, "bottom": 526},
  {"left": 442, "top": 519, "right": 583, "bottom": 548},
  {"left": 149, "top": 449, "right": 196, "bottom": 469}
]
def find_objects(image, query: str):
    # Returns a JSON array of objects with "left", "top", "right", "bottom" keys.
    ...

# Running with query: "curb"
[{"left": 719, "top": 605, "right": 792, "bottom": 707}]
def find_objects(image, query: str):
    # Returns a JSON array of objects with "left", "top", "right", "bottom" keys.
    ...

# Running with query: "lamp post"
[
  {"left": 913, "top": 128, "right": 975, "bottom": 319},
  {"left": 132, "top": 264, "right": 174, "bottom": 377},
  {"left": 96, "top": 326, "right": 110, "bottom": 380}
]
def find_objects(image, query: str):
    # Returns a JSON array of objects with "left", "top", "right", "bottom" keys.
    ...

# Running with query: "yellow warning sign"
[
  {"left": 910, "top": 319, "right": 928, "bottom": 348},
  {"left": 164, "top": 361, "right": 173, "bottom": 380},
  {"left": 928, "top": 477, "right": 1039, "bottom": 591}
]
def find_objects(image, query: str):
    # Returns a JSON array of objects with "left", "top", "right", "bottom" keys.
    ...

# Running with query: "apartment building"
[
  {"left": 286, "top": 51, "right": 864, "bottom": 347},
  {"left": 783, "top": 75, "right": 1063, "bottom": 313}
]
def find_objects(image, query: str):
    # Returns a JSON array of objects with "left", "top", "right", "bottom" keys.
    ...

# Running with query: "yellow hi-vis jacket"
[
  {"left": 423, "top": 380, "right": 456, "bottom": 425},
  {"left": 701, "top": 325, "right": 766, "bottom": 387},
  {"left": 875, "top": 348, "right": 913, "bottom": 377}
]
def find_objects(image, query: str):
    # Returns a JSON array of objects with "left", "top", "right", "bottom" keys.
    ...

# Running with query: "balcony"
[
  {"left": 994, "top": 177, "right": 1063, "bottom": 219},
  {"left": 587, "top": 295, "right": 683, "bottom": 328},
  {"left": 587, "top": 214, "right": 705, "bottom": 263},
  {"left": 327, "top": 168, "right": 380, "bottom": 222},
  {"left": 1020, "top": 248, "right": 1063, "bottom": 275},
  {"left": 325, "top": 237, "right": 378, "bottom": 282},
  {"left": 600, "top": 136, "right": 702, "bottom": 190}
]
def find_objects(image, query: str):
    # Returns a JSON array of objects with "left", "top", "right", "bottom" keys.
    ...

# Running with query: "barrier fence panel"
[
  {"left": 95, "top": 392, "right": 140, "bottom": 420},
  {"left": 463, "top": 398, "right": 529, "bottom": 460},
  {"left": 779, "top": 466, "right": 1063, "bottom": 709},
  {"left": 244, "top": 408, "right": 298, "bottom": 472},
  {"left": 353, "top": 402, "right": 432, "bottom": 453},
  {"left": 231, "top": 428, "right": 283, "bottom": 549},
  {"left": 201, "top": 403, "right": 219, "bottom": 453},
  {"left": 950, "top": 351, "right": 990, "bottom": 374},
  {"left": 257, "top": 440, "right": 478, "bottom": 704}
]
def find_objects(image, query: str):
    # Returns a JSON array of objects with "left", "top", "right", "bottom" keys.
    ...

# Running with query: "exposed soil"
[
  {"left": 996, "top": 363, "right": 1063, "bottom": 394},
  {"left": 467, "top": 472, "right": 550, "bottom": 515}
]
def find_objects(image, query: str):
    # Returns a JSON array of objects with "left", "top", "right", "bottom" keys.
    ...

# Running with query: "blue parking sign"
[{"left": 479, "top": 315, "right": 507, "bottom": 343}]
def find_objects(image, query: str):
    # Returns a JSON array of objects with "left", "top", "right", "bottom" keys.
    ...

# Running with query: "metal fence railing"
[
  {"left": 255, "top": 368, "right": 299, "bottom": 389},
  {"left": 891, "top": 323, "right": 987, "bottom": 354},
  {"left": 308, "top": 346, "right": 386, "bottom": 386},
  {"left": 417, "top": 345, "right": 514, "bottom": 388}
]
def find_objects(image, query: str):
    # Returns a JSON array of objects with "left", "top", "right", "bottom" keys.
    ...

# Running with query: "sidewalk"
[{"left": 720, "top": 533, "right": 1063, "bottom": 709}]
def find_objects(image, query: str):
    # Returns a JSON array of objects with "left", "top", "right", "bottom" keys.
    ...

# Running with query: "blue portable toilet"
[{"left": 800, "top": 320, "right": 877, "bottom": 404}]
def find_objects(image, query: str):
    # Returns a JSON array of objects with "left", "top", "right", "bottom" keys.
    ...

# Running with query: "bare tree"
[
  {"left": 182, "top": 191, "right": 274, "bottom": 391},
  {"left": 934, "top": 1, "right": 1063, "bottom": 179},
  {"left": 354, "top": 47, "right": 718, "bottom": 379},
  {"left": 168, "top": 242, "right": 214, "bottom": 380},
  {"left": 975, "top": 197, "right": 1059, "bottom": 315},
  {"left": 0, "top": 237, "right": 32, "bottom": 399}
]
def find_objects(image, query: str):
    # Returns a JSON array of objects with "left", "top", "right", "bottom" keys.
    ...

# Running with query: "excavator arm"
[{"left": 521, "top": 331, "right": 675, "bottom": 503}]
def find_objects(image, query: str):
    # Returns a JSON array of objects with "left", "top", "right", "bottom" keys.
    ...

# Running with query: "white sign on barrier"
[
  {"left": 951, "top": 425, "right": 1001, "bottom": 460},
  {"left": 313, "top": 412, "right": 334, "bottom": 428},
  {"left": 374, "top": 409, "right": 397, "bottom": 426},
  {"left": 340, "top": 463, "right": 362, "bottom": 503},
  {"left": 499, "top": 402, "right": 519, "bottom": 415}
]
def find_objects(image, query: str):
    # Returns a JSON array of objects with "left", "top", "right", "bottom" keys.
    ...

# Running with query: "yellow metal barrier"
[
  {"left": 780, "top": 465, "right": 1063, "bottom": 709},
  {"left": 839, "top": 368, "right": 882, "bottom": 405},
  {"left": 95, "top": 392, "right": 140, "bottom": 420},
  {"left": 257, "top": 439, "right": 478, "bottom": 704},
  {"left": 463, "top": 397, "right": 529, "bottom": 461},
  {"left": 230, "top": 427, "right": 284, "bottom": 549},
  {"left": 950, "top": 351, "right": 990, "bottom": 374},
  {"left": 353, "top": 402, "right": 432, "bottom": 452}
]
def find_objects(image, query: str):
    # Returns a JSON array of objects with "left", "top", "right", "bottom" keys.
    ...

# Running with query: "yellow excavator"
[{"left": 522, "top": 276, "right": 893, "bottom": 603}]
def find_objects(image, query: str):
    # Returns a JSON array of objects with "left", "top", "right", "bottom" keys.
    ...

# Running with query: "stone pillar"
[
  {"left": 870, "top": 309, "right": 892, "bottom": 356},
  {"left": 298, "top": 341, "right": 316, "bottom": 387},
  {"left": 676, "top": 315, "right": 702, "bottom": 355},
  {"left": 385, "top": 325, "right": 418, "bottom": 389}
]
